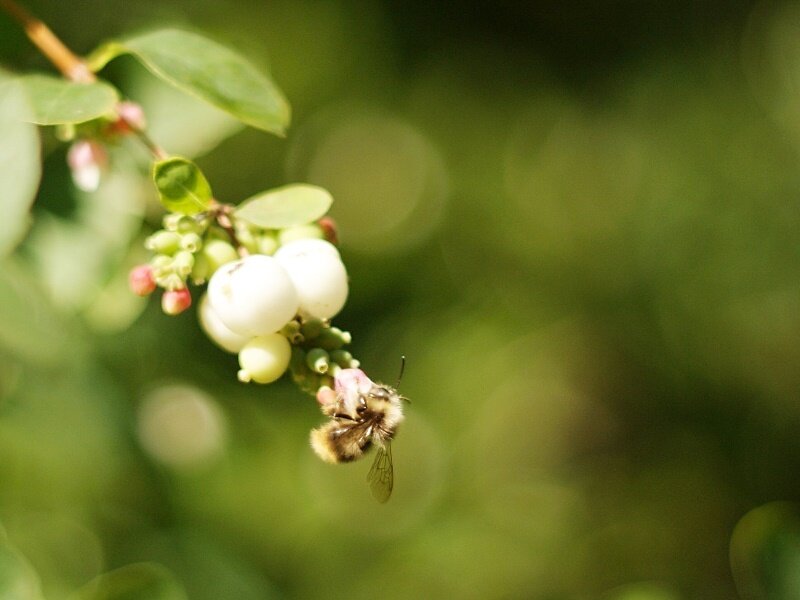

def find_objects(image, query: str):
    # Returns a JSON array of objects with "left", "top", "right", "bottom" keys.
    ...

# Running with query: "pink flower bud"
[
  {"left": 162, "top": 288, "right": 192, "bottom": 315},
  {"left": 109, "top": 101, "right": 147, "bottom": 134},
  {"left": 67, "top": 139, "right": 107, "bottom": 192},
  {"left": 118, "top": 101, "right": 146, "bottom": 128},
  {"left": 317, "top": 216, "right": 339, "bottom": 246},
  {"left": 129, "top": 264, "right": 156, "bottom": 296},
  {"left": 316, "top": 385, "right": 337, "bottom": 406},
  {"left": 334, "top": 368, "right": 374, "bottom": 413}
]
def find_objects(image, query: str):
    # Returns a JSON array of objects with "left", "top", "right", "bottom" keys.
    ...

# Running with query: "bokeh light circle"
[
  {"left": 287, "top": 109, "right": 449, "bottom": 253},
  {"left": 137, "top": 384, "right": 227, "bottom": 470}
]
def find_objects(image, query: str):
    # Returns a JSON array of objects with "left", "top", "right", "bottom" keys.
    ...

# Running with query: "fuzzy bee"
[{"left": 311, "top": 368, "right": 405, "bottom": 502}]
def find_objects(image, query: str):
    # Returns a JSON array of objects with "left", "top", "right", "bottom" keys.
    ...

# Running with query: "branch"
[
  {"left": 0, "top": 0, "right": 93, "bottom": 82},
  {"left": 0, "top": 0, "right": 168, "bottom": 159}
]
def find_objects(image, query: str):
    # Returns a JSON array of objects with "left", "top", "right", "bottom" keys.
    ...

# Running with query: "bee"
[{"left": 310, "top": 370, "right": 405, "bottom": 503}]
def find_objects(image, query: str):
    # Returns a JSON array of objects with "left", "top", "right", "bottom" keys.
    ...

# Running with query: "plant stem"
[
  {"left": 210, "top": 201, "right": 249, "bottom": 257},
  {"left": 0, "top": 0, "right": 92, "bottom": 82},
  {"left": 0, "top": 0, "right": 168, "bottom": 159}
]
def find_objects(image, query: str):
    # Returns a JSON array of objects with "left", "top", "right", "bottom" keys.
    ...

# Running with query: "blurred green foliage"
[{"left": 2, "top": 0, "right": 800, "bottom": 598}]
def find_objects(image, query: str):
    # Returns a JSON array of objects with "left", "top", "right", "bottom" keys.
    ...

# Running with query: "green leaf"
[
  {"left": 17, "top": 75, "right": 118, "bottom": 125},
  {"left": 70, "top": 563, "right": 187, "bottom": 600},
  {"left": 152, "top": 157, "right": 212, "bottom": 215},
  {"left": 0, "top": 74, "right": 41, "bottom": 257},
  {"left": 129, "top": 68, "right": 242, "bottom": 159},
  {"left": 90, "top": 29, "right": 290, "bottom": 135},
  {"left": 235, "top": 184, "right": 333, "bottom": 228}
]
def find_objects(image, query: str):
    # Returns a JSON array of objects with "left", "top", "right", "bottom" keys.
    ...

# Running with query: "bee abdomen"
[{"left": 310, "top": 421, "right": 372, "bottom": 464}]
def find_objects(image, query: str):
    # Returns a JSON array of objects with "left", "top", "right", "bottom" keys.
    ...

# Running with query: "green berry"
[
  {"left": 330, "top": 349, "right": 358, "bottom": 368},
  {"left": 278, "top": 224, "right": 324, "bottom": 245},
  {"left": 234, "top": 223, "right": 259, "bottom": 254},
  {"left": 237, "top": 334, "right": 292, "bottom": 384},
  {"left": 172, "top": 250, "right": 195, "bottom": 277},
  {"left": 180, "top": 232, "right": 203, "bottom": 253},
  {"left": 157, "top": 272, "right": 185, "bottom": 292},
  {"left": 176, "top": 216, "right": 206, "bottom": 234},
  {"left": 290, "top": 346, "right": 308, "bottom": 374},
  {"left": 300, "top": 318, "right": 325, "bottom": 340},
  {"left": 162, "top": 213, "right": 182, "bottom": 231},
  {"left": 314, "top": 327, "right": 351, "bottom": 350},
  {"left": 190, "top": 253, "right": 210, "bottom": 284},
  {"left": 145, "top": 230, "right": 181, "bottom": 255},
  {"left": 257, "top": 232, "right": 279, "bottom": 255},
  {"left": 151, "top": 254, "right": 173, "bottom": 278},
  {"left": 202, "top": 239, "right": 239, "bottom": 274},
  {"left": 280, "top": 320, "right": 304, "bottom": 344},
  {"left": 306, "top": 348, "right": 330, "bottom": 374}
]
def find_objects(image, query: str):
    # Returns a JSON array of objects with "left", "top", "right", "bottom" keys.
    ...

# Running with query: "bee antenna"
[{"left": 395, "top": 355, "right": 406, "bottom": 389}]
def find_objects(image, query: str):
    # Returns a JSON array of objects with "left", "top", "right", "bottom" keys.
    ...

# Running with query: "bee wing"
[{"left": 367, "top": 442, "right": 394, "bottom": 503}]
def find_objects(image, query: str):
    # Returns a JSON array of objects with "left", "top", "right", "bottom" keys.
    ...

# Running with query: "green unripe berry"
[
  {"left": 145, "top": 230, "right": 181, "bottom": 255},
  {"left": 330, "top": 349, "right": 359, "bottom": 368},
  {"left": 176, "top": 216, "right": 206, "bottom": 234},
  {"left": 204, "top": 226, "right": 228, "bottom": 242},
  {"left": 257, "top": 232, "right": 279, "bottom": 255},
  {"left": 278, "top": 224, "right": 324, "bottom": 245},
  {"left": 314, "top": 327, "right": 351, "bottom": 351},
  {"left": 157, "top": 273, "right": 185, "bottom": 291},
  {"left": 234, "top": 223, "right": 259, "bottom": 254},
  {"left": 180, "top": 232, "right": 203, "bottom": 253},
  {"left": 151, "top": 254, "right": 173, "bottom": 279},
  {"left": 290, "top": 346, "right": 308, "bottom": 374},
  {"left": 280, "top": 320, "right": 304, "bottom": 344},
  {"left": 202, "top": 239, "right": 239, "bottom": 274},
  {"left": 237, "top": 334, "right": 292, "bottom": 384},
  {"left": 300, "top": 318, "right": 324, "bottom": 340},
  {"left": 306, "top": 348, "right": 330, "bottom": 374},
  {"left": 162, "top": 213, "right": 182, "bottom": 231},
  {"left": 172, "top": 250, "right": 195, "bottom": 277},
  {"left": 190, "top": 252, "right": 210, "bottom": 284}
]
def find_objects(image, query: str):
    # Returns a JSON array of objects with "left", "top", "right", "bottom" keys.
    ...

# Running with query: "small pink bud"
[
  {"left": 316, "top": 385, "right": 337, "bottom": 406},
  {"left": 129, "top": 264, "right": 156, "bottom": 296},
  {"left": 109, "top": 101, "right": 147, "bottom": 134},
  {"left": 317, "top": 216, "right": 339, "bottom": 246},
  {"left": 67, "top": 139, "right": 107, "bottom": 192},
  {"left": 162, "top": 288, "right": 192, "bottom": 315},
  {"left": 333, "top": 368, "right": 373, "bottom": 413},
  {"left": 334, "top": 368, "right": 373, "bottom": 394}
]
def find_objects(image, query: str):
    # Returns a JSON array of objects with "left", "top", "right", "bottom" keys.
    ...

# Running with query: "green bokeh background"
[{"left": 3, "top": 1, "right": 800, "bottom": 598}]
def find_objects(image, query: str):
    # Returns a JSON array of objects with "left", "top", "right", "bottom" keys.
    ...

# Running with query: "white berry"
[
  {"left": 207, "top": 254, "right": 299, "bottom": 336},
  {"left": 274, "top": 239, "right": 348, "bottom": 319},
  {"left": 198, "top": 293, "right": 251, "bottom": 353},
  {"left": 238, "top": 334, "right": 291, "bottom": 384},
  {"left": 275, "top": 238, "right": 341, "bottom": 261}
]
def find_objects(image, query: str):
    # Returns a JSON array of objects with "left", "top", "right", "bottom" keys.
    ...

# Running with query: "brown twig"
[
  {"left": 0, "top": 0, "right": 168, "bottom": 159},
  {"left": 210, "top": 201, "right": 249, "bottom": 257},
  {"left": 0, "top": 0, "right": 93, "bottom": 82}
]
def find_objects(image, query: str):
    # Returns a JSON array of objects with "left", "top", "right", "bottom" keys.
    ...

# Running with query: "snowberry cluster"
[{"left": 130, "top": 207, "right": 359, "bottom": 392}]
